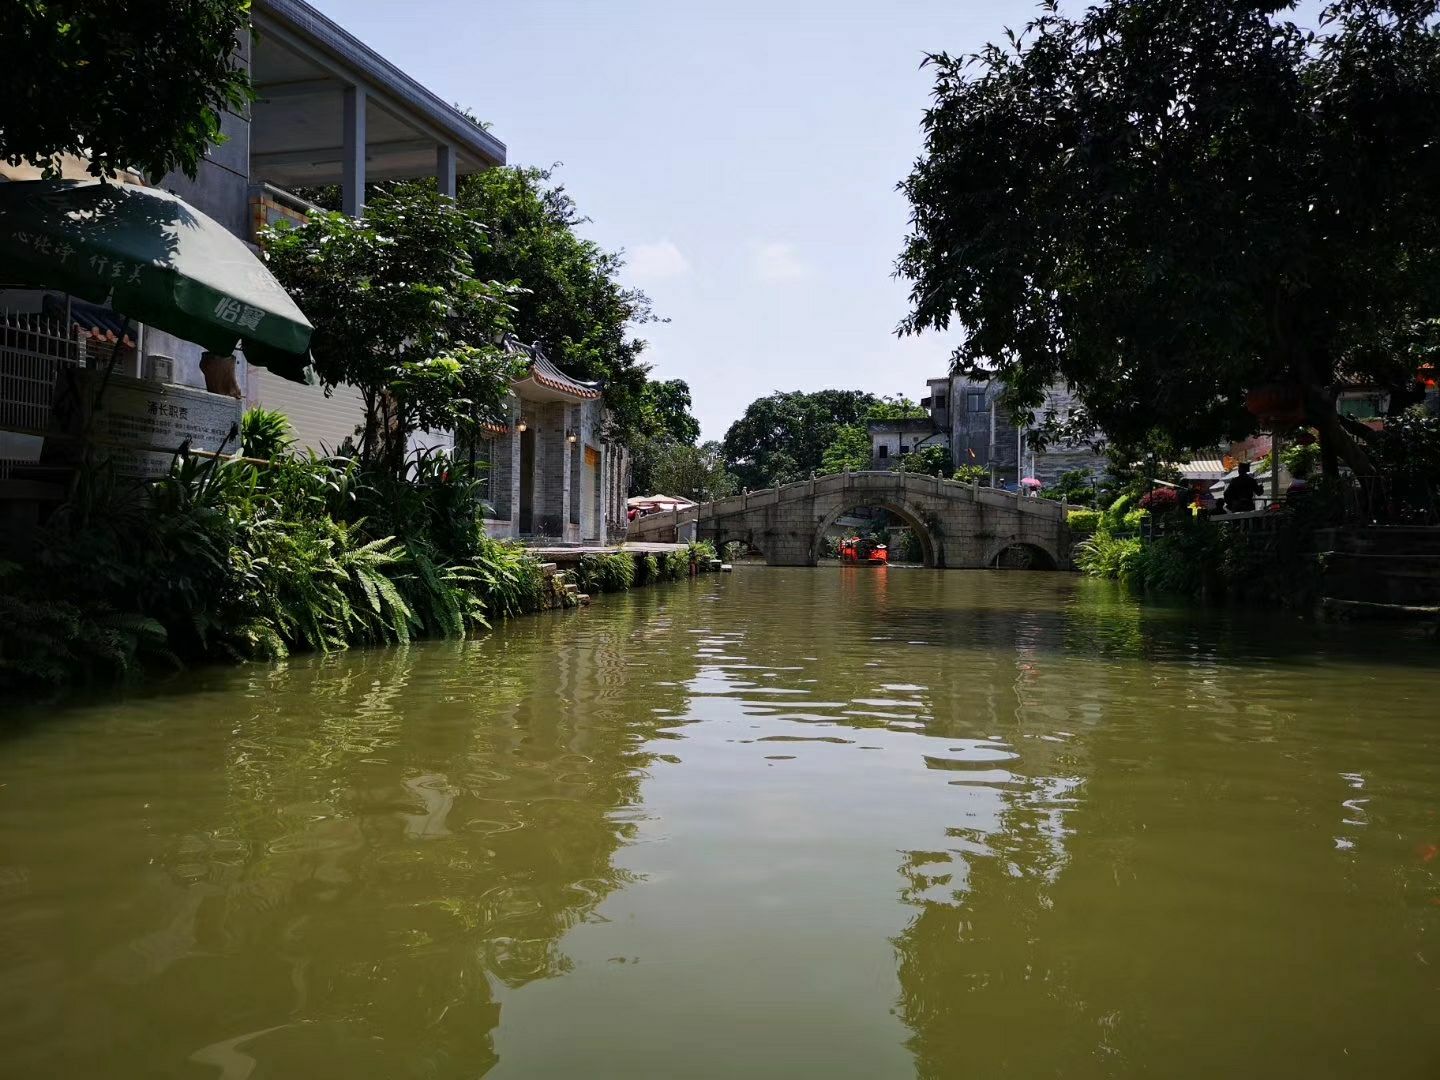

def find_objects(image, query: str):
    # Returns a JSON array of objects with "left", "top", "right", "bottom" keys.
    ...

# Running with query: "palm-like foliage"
[{"left": 240, "top": 407, "right": 294, "bottom": 459}]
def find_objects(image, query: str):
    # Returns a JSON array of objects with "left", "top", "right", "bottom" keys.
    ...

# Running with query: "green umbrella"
[{"left": 0, "top": 179, "right": 313, "bottom": 382}]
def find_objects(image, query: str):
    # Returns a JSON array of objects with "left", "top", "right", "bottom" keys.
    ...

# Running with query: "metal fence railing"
[
  {"left": 1197, "top": 474, "right": 1440, "bottom": 536},
  {"left": 0, "top": 311, "right": 88, "bottom": 479}
]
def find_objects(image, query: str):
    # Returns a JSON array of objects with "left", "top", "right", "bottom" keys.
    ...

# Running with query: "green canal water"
[{"left": 2, "top": 568, "right": 1439, "bottom": 1078}]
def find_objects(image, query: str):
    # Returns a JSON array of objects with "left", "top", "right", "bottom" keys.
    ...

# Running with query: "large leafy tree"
[
  {"left": 636, "top": 378, "right": 702, "bottom": 445},
  {"left": 722, "top": 390, "right": 881, "bottom": 489},
  {"left": 459, "top": 166, "right": 661, "bottom": 439},
  {"left": 898, "top": 0, "right": 1440, "bottom": 477},
  {"left": 1, "top": 0, "right": 252, "bottom": 180},
  {"left": 297, "top": 166, "right": 663, "bottom": 440},
  {"left": 628, "top": 378, "right": 703, "bottom": 495},
  {"left": 262, "top": 188, "right": 523, "bottom": 474},
  {"left": 646, "top": 440, "right": 737, "bottom": 503}
]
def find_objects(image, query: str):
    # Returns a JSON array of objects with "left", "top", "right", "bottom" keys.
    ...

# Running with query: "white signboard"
[{"left": 50, "top": 371, "right": 243, "bottom": 477}]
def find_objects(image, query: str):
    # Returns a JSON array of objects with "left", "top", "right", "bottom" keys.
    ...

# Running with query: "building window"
[
  {"left": 878, "top": 444, "right": 889, "bottom": 459},
  {"left": 967, "top": 390, "right": 986, "bottom": 412},
  {"left": 933, "top": 392, "right": 947, "bottom": 409}
]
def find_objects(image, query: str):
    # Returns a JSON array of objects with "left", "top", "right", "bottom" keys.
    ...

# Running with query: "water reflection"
[
  {"left": 2, "top": 570, "right": 1439, "bottom": 1078},
  {"left": 0, "top": 599, "right": 706, "bottom": 1077}
]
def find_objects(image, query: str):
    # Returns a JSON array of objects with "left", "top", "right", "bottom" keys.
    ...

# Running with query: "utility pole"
[{"left": 989, "top": 396, "right": 997, "bottom": 486}]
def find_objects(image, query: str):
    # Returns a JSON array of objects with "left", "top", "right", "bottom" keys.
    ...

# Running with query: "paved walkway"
[{"left": 525, "top": 541, "right": 689, "bottom": 564}]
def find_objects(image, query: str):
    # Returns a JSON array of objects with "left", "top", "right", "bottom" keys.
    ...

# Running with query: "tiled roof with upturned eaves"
[{"left": 503, "top": 337, "right": 602, "bottom": 400}]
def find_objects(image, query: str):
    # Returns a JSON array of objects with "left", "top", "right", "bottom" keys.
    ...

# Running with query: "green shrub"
[
  {"left": 575, "top": 551, "right": 635, "bottom": 594},
  {"left": 1066, "top": 507, "right": 1102, "bottom": 538},
  {"left": 468, "top": 537, "right": 546, "bottom": 619},
  {"left": 1122, "top": 528, "right": 1220, "bottom": 594},
  {"left": 1281, "top": 440, "right": 1320, "bottom": 479},
  {"left": 1120, "top": 508, "right": 1149, "bottom": 532},
  {"left": 898, "top": 445, "right": 953, "bottom": 477},
  {"left": 0, "top": 448, "right": 552, "bottom": 691},
  {"left": 240, "top": 407, "right": 293, "bottom": 459},
  {"left": 0, "top": 562, "right": 172, "bottom": 688},
  {"left": 1074, "top": 530, "right": 1142, "bottom": 579},
  {"left": 1039, "top": 469, "right": 1098, "bottom": 506},
  {"left": 1079, "top": 518, "right": 1226, "bottom": 595},
  {"left": 953, "top": 463, "right": 989, "bottom": 486},
  {"left": 893, "top": 528, "right": 924, "bottom": 562}
]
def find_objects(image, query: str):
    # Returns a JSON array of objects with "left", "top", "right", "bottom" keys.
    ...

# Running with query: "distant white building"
[{"left": 868, "top": 417, "right": 941, "bottom": 468}]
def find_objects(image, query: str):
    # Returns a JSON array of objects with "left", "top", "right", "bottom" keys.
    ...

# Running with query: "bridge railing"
[{"left": 628, "top": 471, "right": 1071, "bottom": 536}]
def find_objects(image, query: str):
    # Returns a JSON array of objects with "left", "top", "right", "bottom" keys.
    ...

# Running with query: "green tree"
[
  {"left": 637, "top": 379, "right": 701, "bottom": 445},
  {"left": 458, "top": 166, "right": 661, "bottom": 439},
  {"left": 898, "top": 0, "right": 1440, "bottom": 477},
  {"left": 1, "top": 0, "right": 252, "bottom": 180},
  {"left": 262, "top": 188, "right": 523, "bottom": 475},
  {"left": 646, "top": 440, "right": 737, "bottom": 503},
  {"left": 1038, "top": 469, "right": 1100, "bottom": 507},
  {"left": 628, "top": 378, "right": 703, "bottom": 495},
  {"left": 819, "top": 425, "right": 873, "bottom": 474},
  {"left": 296, "top": 166, "right": 662, "bottom": 441},
  {"left": 723, "top": 390, "right": 881, "bottom": 489},
  {"left": 897, "top": 444, "right": 953, "bottom": 477},
  {"left": 868, "top": 396, "right": 929, "bottom": 423},
  {"left": 953, "top": 463, "right": 989, "bottom": 486}
]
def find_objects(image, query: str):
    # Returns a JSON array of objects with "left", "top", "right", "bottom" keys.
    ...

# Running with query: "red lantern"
[{"left": 1245, "top": 382, "right": 1305, "bottom": 427}]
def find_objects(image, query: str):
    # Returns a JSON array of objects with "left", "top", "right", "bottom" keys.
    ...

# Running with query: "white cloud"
[
  {"left": 628, "top": 240, "right": 690, "bottom": 281},
  {"left": 751, "top": 241, "right": 809, "bottom": 283}
]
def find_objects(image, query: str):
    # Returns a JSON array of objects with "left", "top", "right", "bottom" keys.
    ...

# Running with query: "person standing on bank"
[{"left": 1223, "top": 461, "right": 1264, "bottom": 513}]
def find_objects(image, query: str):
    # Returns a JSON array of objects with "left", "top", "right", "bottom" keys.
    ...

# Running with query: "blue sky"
[{"left": 313, "top": 0, "right": 1039, "bottom": 438}]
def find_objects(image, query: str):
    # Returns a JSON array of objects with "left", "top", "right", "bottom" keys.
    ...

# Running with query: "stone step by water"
[{"left": 1310, "top": 525, "right": 1440, "bottom": 619}]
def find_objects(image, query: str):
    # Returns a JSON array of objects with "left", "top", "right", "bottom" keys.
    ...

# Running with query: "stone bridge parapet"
[{"left": 628, "top": 472, "right": 1074, "bottom": 569}]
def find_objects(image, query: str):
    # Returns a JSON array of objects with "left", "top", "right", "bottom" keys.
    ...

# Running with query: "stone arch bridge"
[{"left": 628, "top": 471, "right": 1074, "bottom": 569}]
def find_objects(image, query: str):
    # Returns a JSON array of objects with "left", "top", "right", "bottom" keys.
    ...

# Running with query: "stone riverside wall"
[{"left": 629, "top": 471, "right": 1074, "bottom": 570}]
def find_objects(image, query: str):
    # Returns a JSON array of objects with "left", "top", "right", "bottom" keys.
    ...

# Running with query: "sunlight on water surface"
[{"left": 2, "top": 568, "right": 1438, "bottom": 1078}]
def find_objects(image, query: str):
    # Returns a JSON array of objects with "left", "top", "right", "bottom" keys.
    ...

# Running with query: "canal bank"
[
  {"left": 0, "top": 435, "right": 719, "bottom": 694},
  {"left": 533, "top": 540, "right": 720, "bottom": 607},
  {"left": 3, "top": 568, "right": 1438, "bottom": 1078}
]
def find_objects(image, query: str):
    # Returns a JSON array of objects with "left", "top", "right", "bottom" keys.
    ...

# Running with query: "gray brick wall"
[{"left": 942, "top": 376, "right": 1105, "bottom": 488}]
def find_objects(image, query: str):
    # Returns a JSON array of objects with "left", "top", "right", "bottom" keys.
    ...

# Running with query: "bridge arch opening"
[
  {"left": 714, "top": 534, "right": 768, "bottom": 563},
  {"left": 813, "top": 500, "right": 941, "bottom": 568},
  {"left": 987, "top": 541, "right": 1060, "bottom": 571}
]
